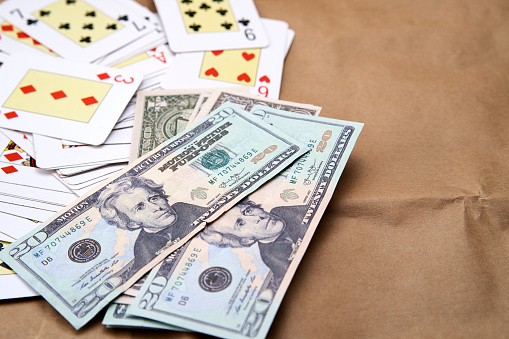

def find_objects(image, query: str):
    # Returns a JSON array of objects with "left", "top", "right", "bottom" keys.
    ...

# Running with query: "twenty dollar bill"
[
  {"left": 127, "top": 107, "right": 363, "bottom": 338},
  {"left": 0, "top": 103, "right": 308, "bottom": 329}
]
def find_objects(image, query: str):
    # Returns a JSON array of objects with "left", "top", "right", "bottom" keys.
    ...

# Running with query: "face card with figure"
[
  {"left": 0, "top": 53, "right": 142, "bottom": 145},
  {"left": 0, "top": 0, "right": 155, "bottom": 62},
  {"left": 155, "top": 0, "right": 269, "bottom": 52},
  {"left": 161, "top": 18, "right": 288, "bottom": 99}
]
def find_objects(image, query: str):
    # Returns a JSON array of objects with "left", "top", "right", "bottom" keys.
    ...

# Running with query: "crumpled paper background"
[{"left": 2, "top": 0, "right": 509, "bottom": 337}]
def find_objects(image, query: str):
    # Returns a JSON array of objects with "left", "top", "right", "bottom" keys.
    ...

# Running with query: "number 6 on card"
[
  {"left": 0, "top": 53, "right": 142, "bottom": 145},
  {"left": 155, "top": 0, "right": 269, "bottom": 52}
]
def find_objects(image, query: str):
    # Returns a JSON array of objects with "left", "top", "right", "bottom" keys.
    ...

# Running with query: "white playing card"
[
  {"left": 0, "top": 193, "right": 63, "bottom": 213},
  {"left": 0, "top": 231, "right": 15, "bottom": 242},
  {"left": 0, "top": 211, "right": 43, "bottom": 239},
  {"left": 155, "top": 0, "right": 269, "bottom": 52},
  {"left": 0, "top": 0, "right": 156, "bottom": 62},
  {"left": 109, "top": 44, "right": 174, "bottom": 79},
  {"left": 0, "top": 53, "right": 142, "bottom": 145},
  {"left": 63, "top": 127, "right": 132, "bottom": 146},
  {"left": 33, "top": 134, "right": 130, "bottom": 169},
  {"left": 161, "top": 19, "right": 288, "bottom": 99},
  {"left": 0, "top": 49, "right": 9, "bottom": 64},
  {"left": 0, "top": 18, "right": 59, "bottom": 57},
  {"left": 58, "top": 163, "right": 125, "bottom": 184},
  {"left": 0, "top": 274, "right": 40, "bottom": 299},
  {"left": 286, "top": 28, "right": 295, "bottom": 58},
  {"left": 94, "top": 1, "right": 167, "bottom": 66},
  {"left": 57, "top": 161, "right": 127, "bottom": 176},
  {"left": 0, "top": 181, "right": 76, "bottom": 207},
  {"left": 0, "top": 162, "right": 73, "bottom": 195},
  {"left": 113, "top": 117, "right": 134, "bottom": 130},
  {"left": 0, "top": 200, "right": 55, "bottom": 221}
]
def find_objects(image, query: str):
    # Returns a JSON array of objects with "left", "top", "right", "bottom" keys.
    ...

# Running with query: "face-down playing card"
[
  {"left": 155, "top": 0, "right": 269, "bottom": 52},
  {"left": 0, "top": 53, "right": 142, "bottom": 145},
  {"left": 0, "top": 0, "right": 155, "bottom": 63},
  {"left": 161, "top": 18, "right": 288, "bottom": 99}
]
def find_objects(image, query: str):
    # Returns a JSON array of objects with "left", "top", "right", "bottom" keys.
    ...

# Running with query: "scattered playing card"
[
  {"left": 33, "top": 134, "right": 130, "bottom": 170},
  {"left": 0, "top": 53, "right": 142, "bottom": 145},
  {"left": 161, "top": 18, "right": 288, "bottom": 99},
  {"left": 155, "top": 0, "right": 269, "bottom": 52},
  {"left": 0, "top": 0, "right": 156, "bottom": 62},
  {"left": 0, "top": 19, "right": 58, "bottom": 57}
]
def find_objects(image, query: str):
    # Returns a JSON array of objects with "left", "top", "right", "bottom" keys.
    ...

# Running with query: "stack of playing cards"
[{"left": 0, "top": 0, "right": 296, "bottom": 301}]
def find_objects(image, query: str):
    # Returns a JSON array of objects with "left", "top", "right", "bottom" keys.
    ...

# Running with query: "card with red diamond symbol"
[
  {"left": 0, "top": 20, "right": 58, "bottom": 57},
  {"left": 0, "top": 53, "right": 142, "bottom": 145}
]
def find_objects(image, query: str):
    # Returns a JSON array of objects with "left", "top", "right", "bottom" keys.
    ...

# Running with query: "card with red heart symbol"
[{"left": 161, "top": 18, "right": 288, "bottom": 99}]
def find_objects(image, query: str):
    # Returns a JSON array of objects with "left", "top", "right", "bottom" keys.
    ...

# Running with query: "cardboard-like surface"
[{"left": 3, "top": 0, "right": 509, "bottom": 337}]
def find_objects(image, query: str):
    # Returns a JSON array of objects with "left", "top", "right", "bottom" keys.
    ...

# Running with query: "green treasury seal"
[{"left": 201, "top": 150, "right": 230, "bottom": 170}]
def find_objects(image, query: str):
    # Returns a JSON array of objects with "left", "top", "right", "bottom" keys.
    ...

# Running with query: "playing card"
[
  {"left": 58, "top": 163, "right": 125, "bottom": 184},
  {"left": 0, "top": 240, "right": 39, "bottom": 299},
  {"left": 0, "top": 274, "right": 39, "bottom": 299},
  {"left": 0, "top": 199, "right": 55, "bottom": 222},
  {"left": 94, "top": 1, "right": 167, "bottom": 67},
  {"left": 113, "top": 117, "right": 134, "bottom": 130},
  {"left": 0, "top": 231, "right": 15, "bottom": 242},
  {"left": 0, "top": 0, "right": 156, "bottom": 62},
  {"left": 0, "top": 53, "right": 142, "bottom": 145},
  {"left": 286, "top": 28, "right": 295, "bottom": 58},
  {"left": 0, "top": 128, "right": 35, "bottom": 158},
  {"left": 155, "top": 0, "right": 269, "bottom": 52},
  {"left": 0, "top": 212, "right": 42, "bottom": 239},
  {"left": 0, "top": 193, "right": 63, "bottom": 213},
  {"left": 0, "top": 180, "right": 76, "bottom": 207},
  {"left": 0, "top": 19, "right": 58, "bottom": 56},
  {"left": 161, "top": 19, "right": 288, "bottom": 99},
  {"left": 110, "top": 44, "right": 174, "bottom": 79},
  {"left": 33, "top": 134, "right": 130, "bottom": 169},
  {"left": 0, "top": 49, "right": 9, "bottom": 65},
  {"left": 0, "top": 133, "right": 36, "bottom": 168},
  {"left": 57, "top": 161, "right": 127, "bottom": 176},
  {"left": 63, "top": 126, "right": 132, "bottom": 146}
]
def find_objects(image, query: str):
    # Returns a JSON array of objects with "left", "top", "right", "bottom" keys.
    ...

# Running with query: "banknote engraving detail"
[
  {"left": 68, "top": 239, "right": 101, "bottom": 264},
  {"left": 199, "top": 266, "right": 232, "bottom": 292},
  {"left": 127, "top": 107, "right": 363, "bottom": 339},
  {"left": 0, "top": 103, "right": 308, "bottom": 329}
]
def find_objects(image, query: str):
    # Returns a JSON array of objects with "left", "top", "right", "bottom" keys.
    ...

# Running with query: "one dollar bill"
[
  {"left": 130, "top": 88, "right": 250, "bottom": 162},
  {"left": 127, "top": 107, "right": 363, "bottom": 338},
  {"left": 0, "top": 103, "right": 308, "bottom": 329}
]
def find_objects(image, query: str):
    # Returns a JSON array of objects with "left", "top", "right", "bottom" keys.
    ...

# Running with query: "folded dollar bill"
[
  {"left": 0, "top": 103, "right": 309, "bottom": 329},
  {"left": 127, "top": 106, "right": 363, "bottom": 338},
  {"left": 189, "top": 90, "right": 322, "bottom": 126},
  {"left": 130, "top": 87, "right": 250, "bottom": 161}
]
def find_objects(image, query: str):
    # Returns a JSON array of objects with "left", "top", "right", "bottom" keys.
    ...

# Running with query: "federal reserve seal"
[
  {"left": 68, "top": 238, "right": 101, "bottom": 263},
  {"left": 201, "top": 150, "right": 230, "bottom": 170},
  {"left": 199, "top": 267, "right": 232, "bottom": 292}
]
